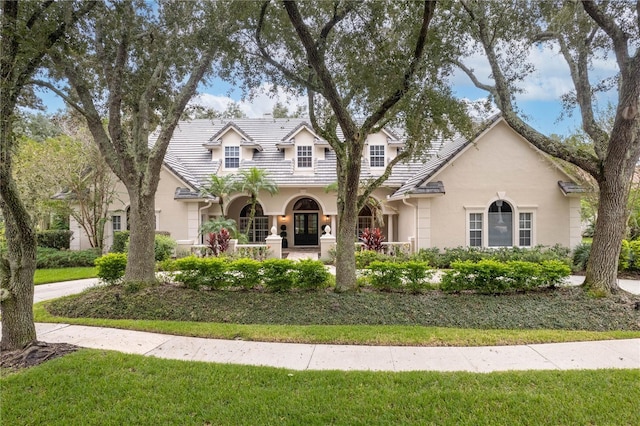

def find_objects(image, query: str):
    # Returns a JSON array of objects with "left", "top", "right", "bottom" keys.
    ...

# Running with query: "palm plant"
[
  {"left": 324, "top": 182, "right": 385, "bottom": 228},
  {"left": 200, "top": 217, "right": 239, "bottom": 238},
  {"left": 236, "top": 167, "right": 278, "bottom": 240},
  {"left": 199, "top": 174, "right": 237, "bottom": 219}
]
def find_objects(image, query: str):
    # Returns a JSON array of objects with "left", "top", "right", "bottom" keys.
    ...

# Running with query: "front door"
[{"left": 294, "top": 213, "right": 318, "bottom": 246}]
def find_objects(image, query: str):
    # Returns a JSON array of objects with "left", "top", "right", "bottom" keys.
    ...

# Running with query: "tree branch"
[
  {"left": 283, "top": 0, "right": 358, "bottom": 141},
  {"left": 361, "top": 1, "right": 436, "bottom": 134},
  {"left": 581, "top": 0, "right": 629, "bottom": 64},
  {"left": 254, "top": 1, "right": 319, "bottom": 91}
]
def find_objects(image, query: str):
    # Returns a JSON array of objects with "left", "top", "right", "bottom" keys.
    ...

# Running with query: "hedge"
[
  {"left": 95, "top": 253, "right": 127, "bottom": 285},
  {"left": 36, "top": 247, "right": 101, "bottom": 269},
  {"left": 363, "top": 260, "right": 435, "bottom": 292},
  {"left": 37, "top": 230, "right": 73, "bottom": 250},
  {"left": 413, "top": 245, "right": 572, "bottom": 269},
  {"left": 440, "top": 259, "right": 571, "bottom": 294},
  {"left": 170, "top": 256, "right": 331, "bottom": 292}
]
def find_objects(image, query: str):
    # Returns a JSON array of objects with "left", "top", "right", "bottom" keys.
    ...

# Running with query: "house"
[{"left": 69, "top": 115, "right": 583, "bottom": 252}]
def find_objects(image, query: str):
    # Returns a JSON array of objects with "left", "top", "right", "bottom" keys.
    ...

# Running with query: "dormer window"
[
  {"left": 370, "top": 145, "right": 385, "bottom": 167},
  {"left": 225, "top": 146, "right": 240, "bottom": 168},
  {"left": 297, "top": 146, "right": 312, "bottom": 168}
]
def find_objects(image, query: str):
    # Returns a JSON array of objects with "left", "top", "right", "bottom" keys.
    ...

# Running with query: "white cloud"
[
  {"left": 193, "top": 83, "right": 307, "bottom": 117},
  {"left": 452, "top": 43, "right": 617, "bottom": 103}
]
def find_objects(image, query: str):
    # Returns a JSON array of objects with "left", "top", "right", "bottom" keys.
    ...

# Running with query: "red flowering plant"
[
  {"left": 359, "top": 227, "right": 384, "bottom": 252},
  {"left": 207, "top": 228, "right": 231, "bottom": 256}
]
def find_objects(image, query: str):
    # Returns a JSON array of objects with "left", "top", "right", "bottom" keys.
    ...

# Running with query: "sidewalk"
[{"left": 26, "top": 277, "right": 640, "bottom": 373}]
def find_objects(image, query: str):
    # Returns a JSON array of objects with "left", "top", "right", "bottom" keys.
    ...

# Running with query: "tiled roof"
[
  {"left": 152, "top": 118, "right": 434, "bottom": 192},
  {"left": 558, "top": 181, "right": 588, "bottom": 195},
  {"left": 150, "top": 115, "right": 580, "bottom": 200}
]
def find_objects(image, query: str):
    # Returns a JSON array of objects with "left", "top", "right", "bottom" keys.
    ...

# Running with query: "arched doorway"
[
  {"left": 293, "top": 197, "right": 319, "bottom": 246},
  {"left": 488, "top": 200, "right": 513, "bottom": 247},
  {"left": 240, "top": 203, "right": 269, "bottom": 243}
]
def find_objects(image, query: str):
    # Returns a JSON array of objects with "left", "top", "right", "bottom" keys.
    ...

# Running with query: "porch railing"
[{"left": 355, "top": 241, "right": 413, "bottom": 257}]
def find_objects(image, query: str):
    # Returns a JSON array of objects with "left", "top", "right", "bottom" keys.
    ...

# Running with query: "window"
[
  {"left": 370, "top": 145, "right": 385, "bottom": 167},
  {"left": 519, "top": 212, "right": 532, "bottom": 246},
  {"left": 112, "top": 215, "right": 122, "bottom": 233},
  {"left": 224, "top": 146, "right": 240, "bottom": 168},
  {"left": 297, "top": 146, "right": 312, "bottom": 168},
  {"left": 239, "top": 204, "right": 268, "bottom": 243},
  {"left": 469, "top": 213, "right": 482, "bottom": 247},
  {"left": 488, "top": 200, "right": 513, "bottom": 247},
  {"left": 357, "top": 205, "right": 373, "bottom": 237}
]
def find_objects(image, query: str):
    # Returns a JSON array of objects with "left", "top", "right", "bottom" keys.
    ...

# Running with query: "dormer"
[
  {"left": 365, "top": 128, "right": 402, "bottom": 174},
  {"left": 277, "top": 122, "right": 328, "bottom": 172},
  {"left": 202, "top": 122, "right": 262, "bottom": 173}
]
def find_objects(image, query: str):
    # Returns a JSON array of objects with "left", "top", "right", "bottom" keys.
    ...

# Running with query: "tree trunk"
[
  {"left": 0, "top": 184, "right": 37, "bottom": 351},
  {"left": 334, "top": 145, "right": 362, "bottom": 291},
  {"left": 124, "top": 189, "right": 157, "bottom": 283},
  {"left": 584, "top": 172, "right": 631, "bottom": 295}
]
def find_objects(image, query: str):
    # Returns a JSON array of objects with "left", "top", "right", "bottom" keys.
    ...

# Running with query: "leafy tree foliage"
[
  {"left": 227, "top": 0, "right": 470, "bottom": 290},
  {"left": 0, "top": 0, "right": 95, "bottom": 351},
  {"left": 452, "top": 0, "right": 640, "bottom": 295},
  {"left": 37, "top": 0, "right": 224, "bottom": 282}
]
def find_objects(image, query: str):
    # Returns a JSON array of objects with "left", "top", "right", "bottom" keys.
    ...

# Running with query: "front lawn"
[
  {"left": 34, "top": 267, "right": 97, "bottom": 285},
  {"left": 2, "top": 350, "right": 638, "bottom": 425}
]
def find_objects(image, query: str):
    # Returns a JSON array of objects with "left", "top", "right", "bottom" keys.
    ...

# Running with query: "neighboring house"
[{"left": 70, "top": 115, "right": 584, "bottom": 252}]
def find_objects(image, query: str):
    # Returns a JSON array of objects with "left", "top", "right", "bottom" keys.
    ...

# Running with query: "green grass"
[
  {"left": 34, "top": 303, "right": 640, "bottom": 347},
  {"left": 2, "top": 350, "right": 638, "bottom": 425},
  {"left": 34, "top": 267, "right": 97, "bottom": 285}
]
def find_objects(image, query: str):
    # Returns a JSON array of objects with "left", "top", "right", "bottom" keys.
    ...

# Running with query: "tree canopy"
[
  {"left": 225, "top": 0, "right": 470, "bottom": 290},
  {"left": 451, "top": 0, "right": 639, "bottom": 294}
]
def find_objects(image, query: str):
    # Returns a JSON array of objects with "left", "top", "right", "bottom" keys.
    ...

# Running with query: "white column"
[
  {"left": 387, "top": 214, "right": 394, "bottom": 242},
  {"left": 331, "top": 215, "right": 337, "bottom": 235},
  {"left": 187, "top": 203, "right": 200, "bottom": 244},
  {"left": 265, "top": 226, "right": 282, "bottom": 259}
]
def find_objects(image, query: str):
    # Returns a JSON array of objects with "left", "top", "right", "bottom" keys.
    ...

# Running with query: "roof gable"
[{"left": 390, "top": 115, "right": 582, "bottom": 199}]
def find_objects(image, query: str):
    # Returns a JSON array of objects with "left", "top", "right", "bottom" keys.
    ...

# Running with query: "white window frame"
[
  {"left": 224, "top": 146, "right": 240, "bottom": 169},
  {"left": 297, "top": 145, "right": 313, "bottom": 168},
  {"left": 469, "top": 213, "right": 483, "bottom": 247},
  {"left": 518, "top": 211, "right": 534, "bottom": 247},
  {"left": 370, "top": 145, "right": 385, "bottom": 168},
  {"left": 112, "top": 214, "right": 122, "bottom": 233}
]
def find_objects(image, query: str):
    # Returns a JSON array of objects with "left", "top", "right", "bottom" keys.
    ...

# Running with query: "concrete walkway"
[{"left": 26, "top": 277, "right": 640, "bottom": 373}]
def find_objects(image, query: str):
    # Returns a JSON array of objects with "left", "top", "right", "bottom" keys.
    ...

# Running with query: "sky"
[{"left": 36, "top": 41, "right": 617, "bottom": 138}]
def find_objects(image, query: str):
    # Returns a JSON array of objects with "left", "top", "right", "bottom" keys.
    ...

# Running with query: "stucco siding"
[{"left": 427, "top": 120, "right": 574, "bottom": 249}]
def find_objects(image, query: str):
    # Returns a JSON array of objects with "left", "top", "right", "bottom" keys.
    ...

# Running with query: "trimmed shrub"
[
  {"left": 36, "top": 247, "right": 101, "bottom": 268},
  {"left": 229, "top": 258, "right": 261, "bottom": 290},
  {"left": 367, "top": 261, "right": 404, "bottom": 291},
  {"left": 294, "top": 259, "right": 330, "bottom": 290},
  {"left": 412, "top": 248, "right": 440, "bottom": 267},
  {"left": 402, "top": 261, "right": 434, "bottom": 293},
  {"left": 416, "top": 245, "right": 572, "bottom": 269},
  {"left": 154, "top": 234, "right": 177, "bottom": 262},
  {"left": 540, "top": 260, "right": 572, "bottom": 287},
  {"left": 37, "top": 230, "right": 72, "bottom": 250},
  {"left": 262, "top": 259, "right": 296, "bottom": 292},
  {"left": 630, "top": 240, "right": 640, "bottom": 271},
  {"left": 95, "top": 253, "right": 127, "bottom": 284},
  {"left": 441, "top": 259, "right": 571, "bottom": 294},
  {"left": 355, "top": 250, "right": 388, "bottom": 269},
  {"left": 110, "top": 231, "right": 130, "bottom": 253},
  {"left": 619, "top": 239, "right": 631, "bottom": 271}
]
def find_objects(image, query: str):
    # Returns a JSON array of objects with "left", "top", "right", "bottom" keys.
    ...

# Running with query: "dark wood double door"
[{"left": 294, "top": 213, "right": 318, "bottom": 246}]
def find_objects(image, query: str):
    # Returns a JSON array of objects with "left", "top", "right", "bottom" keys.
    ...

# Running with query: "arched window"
[
  {"left": 293, "top": 197, "right": 319, "bottom": 211},
  {"left": 357, "top": 205, "right": 373, "bottom": 236},
  {"left": 239, "top": 204, "right": 268, "bottom": 243},
  {"left": 488, "top": 200, "right": 513, "bottom": 247}
]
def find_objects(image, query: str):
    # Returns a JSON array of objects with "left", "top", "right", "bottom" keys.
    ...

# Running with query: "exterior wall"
[{"left": 426, "top": 120, "right": 576, "bottom": 250}]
